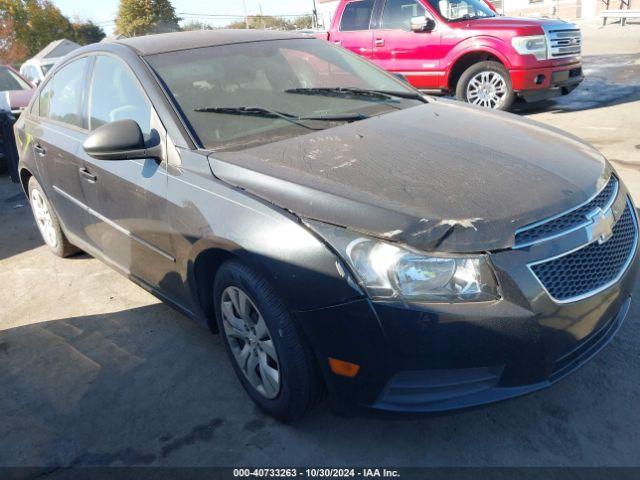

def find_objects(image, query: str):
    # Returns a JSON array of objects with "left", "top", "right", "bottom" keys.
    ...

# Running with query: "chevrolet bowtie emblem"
[{"left": 587, "top": 207, "right": 615, "bottom": 244}]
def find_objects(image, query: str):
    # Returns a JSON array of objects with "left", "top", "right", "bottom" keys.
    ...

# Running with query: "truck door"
[
  {"left": 372, "top": 0, "right": 443, "bottom": 90},
  {"left": 330, "top": 0, "right": 375, "bottom": 60}
]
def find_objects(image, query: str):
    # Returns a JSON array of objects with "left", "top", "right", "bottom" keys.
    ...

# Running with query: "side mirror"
[
  {"left": 411, "top": 16, "right": 436, "bottom": 32},
  {"left": 32, "top": 78, "right": 41, "bottom": 87},
  {"left": 83, "top": 119, "right": 161, "bottom": 161}
]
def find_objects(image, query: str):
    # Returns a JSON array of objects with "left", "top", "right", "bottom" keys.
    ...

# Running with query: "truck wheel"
[
  {"left": 28, "top": 176, "right": 80, "bottom": 258},
  {"left": 456, "top": 61, "right": 515, "bottom": 111},
  {"left": 213, "top": 260, "right": 323, "bottom": 422}
]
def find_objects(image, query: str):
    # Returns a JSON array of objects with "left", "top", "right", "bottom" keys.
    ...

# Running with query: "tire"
[
  {"left": 27, "top": 177, "right": 80, "bottom": 258},
  {"left": 456, "top": 61, "right": 515, "bottom": 111},
  {"left": 213, "top": 260, "right": 323, "bottom": 422}
]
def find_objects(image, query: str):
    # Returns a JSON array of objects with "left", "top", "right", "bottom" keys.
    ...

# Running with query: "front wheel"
[
  {"left": 213, "top": 260, "right": 323, "bottom": 422},
  {"left": 456, "top": 61, "right": 515, "bottom": 111}
]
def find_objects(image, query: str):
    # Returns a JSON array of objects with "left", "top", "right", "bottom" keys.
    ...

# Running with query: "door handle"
[
  {"left": 375, "top": 38, "right": 385, "bottom": 47},
  {"left": 333, "top": 40, "right": 342, "bottom": 45},
  {"left": 33, "top": 143, "right": 46, "bottom": 156},
  {"left": 79, "top": 167, "right": 97, "bottom": 183}
]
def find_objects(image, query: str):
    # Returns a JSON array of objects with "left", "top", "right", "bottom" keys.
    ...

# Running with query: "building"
[{"left": 316, "top": 0, "right": 607, "bottom": 25}]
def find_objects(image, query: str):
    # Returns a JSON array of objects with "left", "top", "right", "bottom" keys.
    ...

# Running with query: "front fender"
[
  {"left": 444, "top": 36, "right": 514, "bottom": 75},
  {"left": 167, "top": 152, "right": 363, "bottom": 314}
]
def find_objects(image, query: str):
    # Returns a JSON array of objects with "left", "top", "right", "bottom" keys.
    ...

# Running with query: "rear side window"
[
  {"left": 340, "top": 0, "right": 375, "bottom": 31},
  {"left": 39, "top": 58, "right": 88, "bottom": 128},
  {"left": 87, "top": 55, "right": 151, "bottom": 135},
  {"left": 381, "top": 0, "right": 426, "bottom": 30}
]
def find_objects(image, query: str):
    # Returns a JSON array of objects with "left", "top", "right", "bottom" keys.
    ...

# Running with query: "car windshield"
[
  {"left": 147, "top": 39, "right": 425, "bottom": 151},
  {"left": 427, "top": 0, "right": 496, "bottom": 21},
  {"left": 0, "top": 67, "right": 31, "bottom": 91}
]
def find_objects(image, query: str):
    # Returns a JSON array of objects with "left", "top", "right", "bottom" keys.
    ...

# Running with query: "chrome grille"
[
  {"left": 515, "top": 176, "right": 618, "bottom": 248},
  {"left": 546, "top": 28, "right": 581, "bottom": 58},
  {"left": 530, "top": 200, "right": 637, "bottom": 303}
]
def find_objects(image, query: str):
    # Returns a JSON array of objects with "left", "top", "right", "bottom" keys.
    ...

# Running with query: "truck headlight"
[
  {"left": 511, "top": 35, "right": 547, "bottom": 61},
  {"left": 306, "top": 221, "right": 499, "bottom": 303}
]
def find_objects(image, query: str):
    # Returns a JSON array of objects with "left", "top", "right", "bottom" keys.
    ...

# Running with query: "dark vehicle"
[
  {"left": 14, "top": 30, "right": 637, "bottom": 421},
  {"left": 1, "top": 65, "right": 34, "bottom": 178}
]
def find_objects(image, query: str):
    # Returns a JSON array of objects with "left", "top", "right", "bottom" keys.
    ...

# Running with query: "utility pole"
[
  {"left": 312, "top": 0, "right": 319, "bottom": 29},
  {"left": 242, "top": 0, "right": 249, "bottom": 28}
]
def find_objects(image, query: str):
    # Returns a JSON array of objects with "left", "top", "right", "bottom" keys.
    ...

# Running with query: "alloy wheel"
[
  {"left": 221, "top": 286, "right": 281, "bottom": 399},
  {"left": 30, "top": 189, "right": 58, "bottom": 249},
  {"left": 466, "top": 71, "right": 508, "bottom": 109}
]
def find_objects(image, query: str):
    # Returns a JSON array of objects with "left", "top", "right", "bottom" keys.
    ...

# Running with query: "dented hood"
[{"left": 209, "top": 100, "right": 608, "bottom": 253}]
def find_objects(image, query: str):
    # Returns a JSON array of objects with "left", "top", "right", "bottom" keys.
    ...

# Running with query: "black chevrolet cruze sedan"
[{"left": 14, "top": 30, "right": 638, "bottom": 421}]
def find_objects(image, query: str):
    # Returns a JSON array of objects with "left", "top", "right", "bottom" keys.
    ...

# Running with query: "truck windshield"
[
  {"left": 147, "top": 39, "right": 425, "bottom": 151},
  {"left": 427, "top": 0, "right": 496, "bottom": 21},
  {"left": 0, "top": 67, "right": 31, "bottom": 91}
]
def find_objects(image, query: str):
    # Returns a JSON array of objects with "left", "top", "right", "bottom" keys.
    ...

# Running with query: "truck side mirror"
[{"left": 411, "top": 16, "right": 436, "bottom": 32}]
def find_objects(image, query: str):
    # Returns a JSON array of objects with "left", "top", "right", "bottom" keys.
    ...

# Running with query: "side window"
[
  {"left": 382, "top": 0, "right": 426, "bottom": 30},
  {"left": 88, "top": 55, "right": 152, "bottom": 136},
  {"left": 39, "top": 58, "right": 88, "bottom": 128},
  {"left": 340, "top": 0, "right": 375, "bottom": 31}
]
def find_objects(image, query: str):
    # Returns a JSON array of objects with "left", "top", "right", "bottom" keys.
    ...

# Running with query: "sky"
[{"left": 52, "top": 0, "right": 318, "bottom": 35}]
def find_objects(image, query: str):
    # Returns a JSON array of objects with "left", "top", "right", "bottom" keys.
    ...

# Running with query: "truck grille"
[
  {"left": 546, "top": 28, "right": 581, "bottom": 58},
  {"left": 515, "top": 176, "right": 618, "bottom": 248},
  {"left": 530, "top": 200, "right": 637, "bottom": 302}
]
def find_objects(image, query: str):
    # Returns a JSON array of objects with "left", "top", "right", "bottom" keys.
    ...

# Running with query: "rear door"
[
  {"left": 372, "top": 0, "right": 443, "bottom": 89},
  {"left": 77, "top": 54, "right": 174, "bottom": 287},
  {"left": 330, "top": 0, "right": 376, "bottom": 60},
  {"left": 27, "top": 57, "right": 93, "bottom": 240}
]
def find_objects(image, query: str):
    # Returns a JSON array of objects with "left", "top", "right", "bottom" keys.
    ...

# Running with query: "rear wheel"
[
  {"left": 456, "top": 61, "right": 515, "bottom": 111},
  {"left": 214, "top": 260, "right": 323, "bottom": 422},
  {"left": 28, "top": 177, "right": 79, "bottom": 258}
]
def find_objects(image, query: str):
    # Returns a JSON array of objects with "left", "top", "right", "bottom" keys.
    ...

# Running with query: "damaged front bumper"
[{"left": 295, "top": 239, "right": 637, "bottom": 415}]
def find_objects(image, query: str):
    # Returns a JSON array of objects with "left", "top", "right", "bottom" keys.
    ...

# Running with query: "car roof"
[{"left": 114, "top": 29, "right": 313, "bottom": 56}]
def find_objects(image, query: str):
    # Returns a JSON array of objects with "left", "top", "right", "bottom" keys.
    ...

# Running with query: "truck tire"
[{"left": 456, "top": 61, "right": 515, "bottom": 111}]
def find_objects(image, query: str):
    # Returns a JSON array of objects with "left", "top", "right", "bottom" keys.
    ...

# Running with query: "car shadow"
[
  {"left": 0, "top": 174, "right": 93, "bottom": 261},
  {"left": 2, "top": 281, "right": 639, "bottom": 469}
]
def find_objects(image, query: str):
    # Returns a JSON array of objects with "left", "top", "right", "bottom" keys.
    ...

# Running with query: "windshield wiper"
[
  {"left": 284, "top": 87, "right": 427, "bottom": 103},
  {"left": 194, "top": 106, "right": 368, "bottom": 129}
]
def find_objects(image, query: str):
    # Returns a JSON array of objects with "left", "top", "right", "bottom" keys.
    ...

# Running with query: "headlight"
[
  {"left": 511, "top": 35, "right": 547, "bottom": 61},
  {"left": 307, "top": 221, "right": 499, "bottom": 303}
]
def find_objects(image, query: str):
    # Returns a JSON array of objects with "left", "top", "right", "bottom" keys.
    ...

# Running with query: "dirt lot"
[{"left": 1, "top": 22, "right": 640, "bottom": 471}]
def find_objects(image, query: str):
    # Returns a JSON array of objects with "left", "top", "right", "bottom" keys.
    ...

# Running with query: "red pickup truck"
[{"left": 326, "top": 0, "right": 583, "bottom": 110}]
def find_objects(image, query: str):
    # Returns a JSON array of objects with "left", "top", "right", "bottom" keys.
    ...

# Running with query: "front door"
[
  {"left": 78, "top": 54, "right": 174, "bottom": 289},
  {"left": 330, "top": 0, "right": 376, "bottom": 60},
  {"left": 372, "top": 0, "right": 443, "bottom": 90}
]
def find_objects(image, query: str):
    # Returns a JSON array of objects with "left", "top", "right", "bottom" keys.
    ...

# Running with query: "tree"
[
  {"left": 0, "top": 16, "right": 28, "bottom": 65},
  {"left": 182, "top": 20, "right": 213, "bottom": 31},
  {"left": 0, "top": 0, "right": 104, "bottom": 64},
  {"left": 227, "top": 14, "right": 315, "bottom": 31},
  {"left": 71, "top": 20, "right": 106, "bottom": 45},
  {"left": 290, "top": 14, "right": 314, "bottom": 30},
  {"left": 0, "top": 0, "right": 75, "bottom": 59},
  {"left": 115, "top": 0, "right": 181, "bottom": 37}
]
